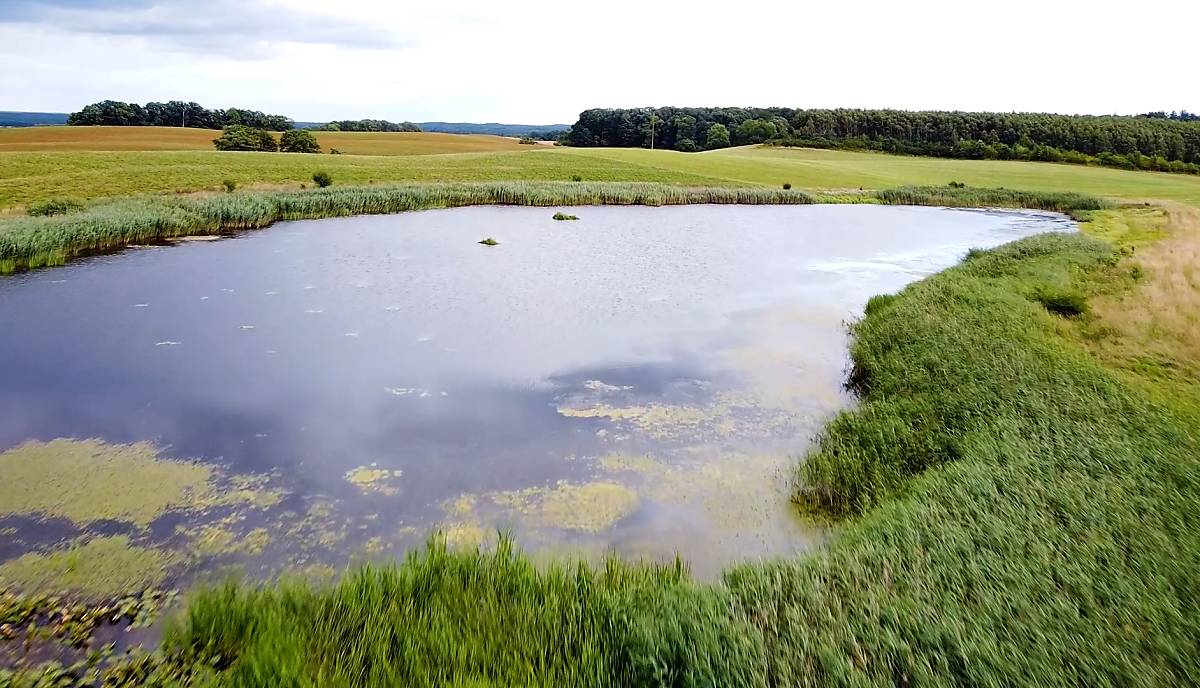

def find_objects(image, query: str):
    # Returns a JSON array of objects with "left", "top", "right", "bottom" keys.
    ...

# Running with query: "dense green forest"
[
  {"left": 566, "top": 108, "right": 1200, "bottom": 173},
  {"left": 67, "top": 100, "right": 293, "bottom": 131},
  {"left": 313, "top": 119, "right": 421, "bottom": 132}
]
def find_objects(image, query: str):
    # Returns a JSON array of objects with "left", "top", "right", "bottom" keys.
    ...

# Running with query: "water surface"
[{"left": 0, "top": 204, "right": 1072, "bottom": 580}]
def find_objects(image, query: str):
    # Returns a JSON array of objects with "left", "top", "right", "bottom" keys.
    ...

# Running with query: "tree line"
[
  {"left": 565, "top": 107, "right": 1200, "bottom": 174},
  {"left": 314, "top": 119, "right": 421, "bottom": 132},
  {"left": 68, "top": 100, "right": 293, "bottom": 131}
]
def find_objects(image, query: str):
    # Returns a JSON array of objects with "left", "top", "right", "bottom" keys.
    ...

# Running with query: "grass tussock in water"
[
  {"left": 0, "top": 182, "right": 816, "bottom": 273},
  {"left": 160, "top": 536, "right": 765, "bottom": 687}
]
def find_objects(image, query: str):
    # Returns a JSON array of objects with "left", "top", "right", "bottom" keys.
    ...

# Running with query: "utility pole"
[
  {"left": 181, "top": 103, "right": 188, "bottom": 128},
  {"left": 649, "top": 114, "right": 660, "bottom": 150}
]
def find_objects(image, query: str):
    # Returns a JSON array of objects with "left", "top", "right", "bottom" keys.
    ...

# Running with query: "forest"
[
  {"left": 566, "top": 107, "right": 1200, "bottom": 173},
  {"left": 67, "top": 100, "right": 293, "bottom": 131}
]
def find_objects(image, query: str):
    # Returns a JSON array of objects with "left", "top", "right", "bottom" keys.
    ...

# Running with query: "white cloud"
[{"left": 1, "top": 0, "right": 1197, "bottom": 123}]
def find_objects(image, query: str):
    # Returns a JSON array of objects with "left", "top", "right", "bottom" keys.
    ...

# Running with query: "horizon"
[{"left": 1, "top": 0, "right": 1196, "bottom": 123}]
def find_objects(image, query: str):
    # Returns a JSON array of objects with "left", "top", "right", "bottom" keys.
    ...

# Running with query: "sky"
[{"left": 1, "top": 0, "right": 1197, "bottom": 124}]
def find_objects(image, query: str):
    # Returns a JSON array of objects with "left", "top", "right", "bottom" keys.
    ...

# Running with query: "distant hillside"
[
  {"left": 0, "top": 111, "right": 69, "bottom": 127},
  {"left": 417, "top": 122, "right": 570, "bottom": 137}
]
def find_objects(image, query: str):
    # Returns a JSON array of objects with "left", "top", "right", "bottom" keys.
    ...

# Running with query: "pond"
[{"left": 0, "top": 204, "right": 1073, "bottom": 587}]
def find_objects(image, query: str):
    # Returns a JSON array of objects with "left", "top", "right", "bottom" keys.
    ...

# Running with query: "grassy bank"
[
  {"left": 0, "top": 181, "right": 1115, "bottom": 273},
  {"left": 0, "top": 181, "right": 818, "bottom": 272},
  {"left": 9, "top": 204, "right": 1191, "bottom": 687}
]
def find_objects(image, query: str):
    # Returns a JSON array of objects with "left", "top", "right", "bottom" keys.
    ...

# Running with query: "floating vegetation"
[
  {"left": 453, "top": 480, "right": 641, "bottom": 533},
  {"left": 478, "top": 237, "right": 499, "bottom": 246},
  {"left": 557, "top": 402, "right": 709, "bottom": 439},
  {"left": 191, "top": 524, "right": 271, "bottom": 558},
  {"left": 0, "top": 536, "right": 178, "bottom": 599},
  {"left": 0, "top": 439, "right": 281, "bottom": 529},
  {"left": 0, "top": 439, "right": 214, "bottom": 527},
  {"left": 552, "top": 212, "right": 578, "bottom": 221},
  {"left": 344, "top": 466, "right": 403, "bottom": 496}
]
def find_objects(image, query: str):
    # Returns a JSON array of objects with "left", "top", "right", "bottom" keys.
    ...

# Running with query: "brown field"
[{"left": 0, "top": 126, "right": 528, "bottom": 155}]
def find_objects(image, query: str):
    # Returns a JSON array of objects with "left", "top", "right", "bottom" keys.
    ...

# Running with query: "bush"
[
  {"left": 1033, "top": 286, "right": 1088, "bottom": 316},
  {"left": 782, "top": 183, "right": 792, "bottom": 190},
  {"left": 311, "top": 171, "right": 333, "bottom": 188},
  {"left": 571, "top": 175, "right": 583, "bottom": 182},
  {"left": 948, "top": 180, "right": 967, "bottom": 188},
  {"left": 222, "top": 179, "right": 237, "bottom": 193},
  {"left": 280, "top": 129, "right": 321, "bottom": 154},
  {"left": 518, "top": 136, "right": 538, "bottom": 145},
  {"left": 212, "top": 125, "right": 277, "bottom": 152},
  {"left": 26, "top": 198, "right": 84, "bottom": 217}
]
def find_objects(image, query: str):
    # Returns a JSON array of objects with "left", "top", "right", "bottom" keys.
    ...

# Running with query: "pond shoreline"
[{"left": 0, "top": 181, "right": 1108, "bottom": 273}]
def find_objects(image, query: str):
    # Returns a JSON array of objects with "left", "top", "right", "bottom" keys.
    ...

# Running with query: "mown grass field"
[
  {"left": 0, "top": 125, "right": 526, "bottom": 155},
  {"left": 3, "top": 142, "right": 1200, "bottom": 210}
]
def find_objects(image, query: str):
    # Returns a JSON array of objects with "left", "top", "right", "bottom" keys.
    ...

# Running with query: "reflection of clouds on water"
[{"left": 0, "top": 204, "right": 1075, "bottom": 588}]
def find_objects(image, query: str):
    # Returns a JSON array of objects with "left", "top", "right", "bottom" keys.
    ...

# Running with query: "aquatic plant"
[
  {"left": 874, "top": 185, "right": 1113, "bottom": 212},
  {"left": 478, "top": 237, "right": 499, "bottom": 246},
  {"left": 159, "top": 537, "right": 765, "bottom": 686},
  {"left": 552, "top": 212, "right": 578, "bottom": 220}
]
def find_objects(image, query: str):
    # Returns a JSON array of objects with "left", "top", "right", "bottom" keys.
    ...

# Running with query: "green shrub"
[
  {"left": 222, "top": 179, "right": 237, "bottom": 193},
  {"left": 26, "top": 198, "right": 84, "bottom": 217},
  {"left": 311, "top": 171, "right": 333, "bottom": 188},
  {"left": 571, "top": 175, "right": 583, "bottom": 182},
  {"left": 1033, "top": 286, "right": 1088, "bottom": 316},
  {"left": 280, "top": 129, "right": 321, "bottom": 154},
  {"left": 212, "top": 125, "right": 277, "bottom": 152},
  {"left": 782, "top": 182, "right": 792, "bottom": 190},
  {"left": 948, "top": 180, "right": 967, "bottom": 188}
]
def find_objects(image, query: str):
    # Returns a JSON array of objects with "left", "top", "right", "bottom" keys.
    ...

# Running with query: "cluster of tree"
[
  {"left": 68, "top": 100, "right": 293, "bottom": 130},
  {"left": 213, "top": 126, "right": 321, "bottom": 153},
  {"left": 565, "top": 107, "right": 1200, "bottom": 173},
  {"left": 314, "top": 119, "right": 420, "bottom": 132},
  {"left": 1141, "top": 110, "right": 1199, "bottom": 122}
]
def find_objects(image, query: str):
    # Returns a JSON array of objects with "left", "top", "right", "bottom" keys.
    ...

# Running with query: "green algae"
[
  {"left": 447, "top": 480, "right": 641, "bottom": 534},
  {"left": 0, "top": 438, "right": 283, "bottom": 530},
  {"left": 344, "top": 466, "right": 403, "bottom": 495},
  {"left": 0, "top": 439, "right": 215, "bottom": 527},
  {"left": 0, "top": 536, "right": 177, "bottom": 599}
]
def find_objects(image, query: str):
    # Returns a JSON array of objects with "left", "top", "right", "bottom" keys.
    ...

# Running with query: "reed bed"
[
  {"left": 0, "top": 182, "right": 816, "bottom": 273},
  {"left": 875, "top": 185, "right": 1114, "bottom": 212}
]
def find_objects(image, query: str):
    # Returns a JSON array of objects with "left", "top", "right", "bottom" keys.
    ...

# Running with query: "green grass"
[
  {"left": 0, "top": 181, "right": 817, "bottom": 272},
  {"left": 740, "top": 230, "right": 1200, "bottom": 687},
  {"left": 160, "top": 538, "right": 764, "bottom": 687},
  {"left": 5, "top": 146, "right": 1200, "bottom": 210}
]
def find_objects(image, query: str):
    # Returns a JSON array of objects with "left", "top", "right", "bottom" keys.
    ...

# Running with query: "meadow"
[
  {"left": 2, "top": 131, "right": 1199, "bottom": 686},
  {"left": 3, "top": 132, "right": 1200, "bottom": 210}
]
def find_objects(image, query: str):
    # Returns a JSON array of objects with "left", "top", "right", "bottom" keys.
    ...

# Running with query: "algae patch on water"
[
  {"left": 0, "top": 535, "right": 177, "bottom": 598},
  {"left": 345, "top": 466, "right": 403, "bottom": 495},
  {"left": 0, "top": 439, "right": 215, "bottom": 527},
  {"left": 453, "top": 481, "right": 641, "bottom": 534}
]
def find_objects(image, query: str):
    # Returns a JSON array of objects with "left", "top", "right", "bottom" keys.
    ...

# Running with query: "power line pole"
[{"left": 182, "top": 103, "right": 188, "bottom": 128}]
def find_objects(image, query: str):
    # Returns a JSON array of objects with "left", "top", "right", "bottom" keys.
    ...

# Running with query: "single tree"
[{"left": 280, "top": 129, "right": 321, "bottom": 153}]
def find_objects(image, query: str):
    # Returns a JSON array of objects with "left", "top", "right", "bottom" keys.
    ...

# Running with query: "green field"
[
  {"left": 4, "top": 145, "right": 1200, "bottom": 210},
  {"left": 2, "top": 138, "right": 1199, "bottom": 686}
]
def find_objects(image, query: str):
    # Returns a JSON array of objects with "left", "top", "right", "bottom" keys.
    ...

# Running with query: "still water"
[{"left": 0, "top": 204, "right": 1072, "bottom": 581}]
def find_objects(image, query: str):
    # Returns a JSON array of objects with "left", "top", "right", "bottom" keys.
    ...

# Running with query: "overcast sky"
[{"left": 1, "top": 0, "right": 1196, "bottom": 123}]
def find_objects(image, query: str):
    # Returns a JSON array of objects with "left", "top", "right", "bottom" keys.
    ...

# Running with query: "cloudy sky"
[{"left": 1, "top": 0, "right": 1196, "bottom": 123}]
